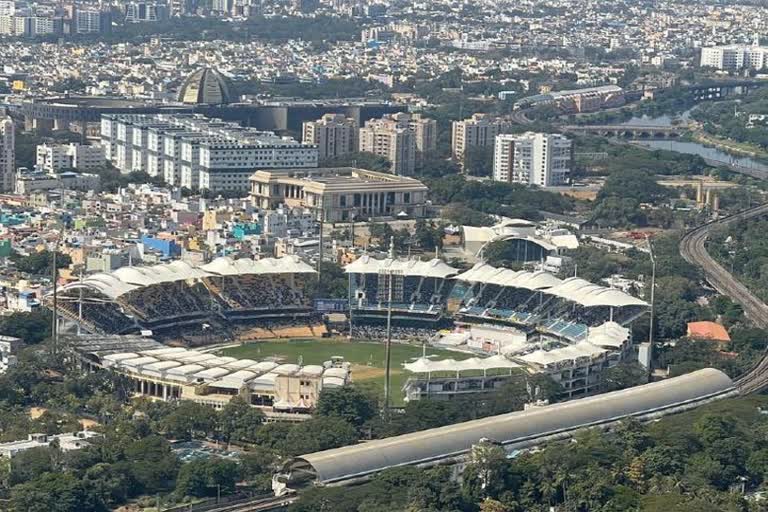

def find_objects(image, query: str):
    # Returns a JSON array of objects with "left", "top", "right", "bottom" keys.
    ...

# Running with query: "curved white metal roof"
[
  {"left": 544, "top": 277, "right": 647, "bottom": 308},
  {"left": 286, "top": 369, "right": 734, "bottom": 484},
  {"left": 454, "top": 263, "right": 562, "bottom": 291},
  {"left": 345, "top": 256, "right": 459, "bottom": 278}
]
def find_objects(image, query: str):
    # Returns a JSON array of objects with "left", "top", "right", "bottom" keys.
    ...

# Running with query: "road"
[{"left": 679, "top": 203, "right": 768, "bottom": 394}]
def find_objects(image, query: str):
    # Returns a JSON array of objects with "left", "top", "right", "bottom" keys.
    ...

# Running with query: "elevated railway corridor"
[{"left": 680, "top": 203, "right": 768, "bottom": 394}]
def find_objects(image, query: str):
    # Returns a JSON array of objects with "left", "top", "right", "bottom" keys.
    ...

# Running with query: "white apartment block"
[
  {"left": 0, "top": 116, "right": 14, "bottom": 193},
  {"left": 493, "top": 132, "right": 572, "bottom": 187},
  {"left": 358, "top": 112, "right": 434, "bottom": 175},
  {"left": 36, "top": 143, "right": 105, "bottom": 172},
  {"left": 101, "top": 114, "right": 318, "bottom": 193},
  {"left": 302, "top": 113, "right": 357, "bottom": 161},
  {"left": 452, "top": 113, "right": 509, "bottom": 161},
  {"left": 700, "top": 45, "right": 768, "bottom": 71},
  {"left": 0, "top": 1, "right": 15, "bottom": 16}
]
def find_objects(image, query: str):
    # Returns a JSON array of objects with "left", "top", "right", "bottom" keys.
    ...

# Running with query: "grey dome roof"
[{"left": 178, "top": 68, "right": 233, "bottom": 105}]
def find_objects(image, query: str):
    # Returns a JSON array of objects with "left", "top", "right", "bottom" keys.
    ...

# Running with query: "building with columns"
[{"left": 249, "top": 167, "right": 429, "bottom": 222}]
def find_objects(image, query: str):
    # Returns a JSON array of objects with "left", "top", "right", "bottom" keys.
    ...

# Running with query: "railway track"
[{"left": 679, "top": 203, "right": 768, "bottom": 394}]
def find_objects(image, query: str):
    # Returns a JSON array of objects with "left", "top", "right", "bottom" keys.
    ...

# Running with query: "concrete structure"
[
  {"left": 178, "top": 68, "right": 233, "bottom": 105},
  {"left": 0, "top": 432, "right": 102, "bottom": 458},
  {"left": 493, "top": 132, "right": 572, "bottom": 187},
  {"left": 700, "top": 45, "right": 768, "bottom": 71},
  {"left": 14, "top": 170, "right": 101, "bottom": 194},
  {"left": 514, "top": 85, "right": 626, "bottom": 113},
  {"left": 75, "top": 8, "right": 110, "bottom": 34},
  {"left": 274, "top": 368, "right": 734, "bottom": 492},
  {"left": 359, "top": 113, "right": 419, "bottom": 175},
  {"left": 0, "top": 335, "right": 21, "bottom": 374},
  {"left": 101, "top": 114, "right": 317, "bottom": 193},
  {"left": 250, "top": 167, "right": 429, "bottom": 221},
  {"left": 67, "top": 336, "right": 350, "bottom": 418},
  {"left": 451, "top": 113, "right": 508, "bottom": 161},
  {"left": 36, "top": 143, "right": 106, "bottom": 172},
  {"left": 0, "top": 116, "right": 14, "bottom": 193},
  {"left": 302, "top": 113, "right": 357, "bottom": 160}
]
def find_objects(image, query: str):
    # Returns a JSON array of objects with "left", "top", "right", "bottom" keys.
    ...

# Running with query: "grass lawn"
[{"left": 220, "top": 339, "right": 471, "bottom": 405}]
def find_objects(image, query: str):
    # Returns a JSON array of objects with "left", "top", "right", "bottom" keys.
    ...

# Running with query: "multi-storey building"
[
  {"left": 700, "top": 44, "right": 768, "bottom": 71},
  {"left": 250, "top": 167, "right": 429, "bottom": 222},
  {"left": 36, "top": 143, "right": 105, "bottom": 172},
  {"left": 359, "top": 112, "right": 433, "bottom": 175},
  {"left": 493, "top": 132, "right": 572, "bottom": 187},
  {"left": 451, "top": 113, "right": 508, "bottom": 161},
  {"left": 75, "top": 9, "right": 109, "bottom": 34},
  {"left": 0, "top": 116, "right": 14, "bottom": 193},
  {"left": 302, "top": 114, "right": 357, "bottom": 161},
  {"left": 102, "top": 114, "right": 318, "bottom": 193}
]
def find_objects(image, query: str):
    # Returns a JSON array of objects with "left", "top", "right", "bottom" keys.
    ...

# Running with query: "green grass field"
[{"left": 220, "top": 339, "right": 471, "bottom": 405}]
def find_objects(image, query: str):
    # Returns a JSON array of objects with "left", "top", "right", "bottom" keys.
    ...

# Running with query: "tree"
[
  {"left": 175, "top": 458, "right": 239, "bottom": 499},
  {"left": 11, "top": 250, "right": 72, "bottom": 275},
  {"left": 316, "top": 385, "right": 377, "bottom": 429},
  {"left": 0, "top": 310, "right": 51, "bottom": 344},
  {"left": 463, "top": 146, "right": 494, "bottom": 177},
  {"left": 414, "top": 219, "right": 444, "bottom": 251},
  {"left": 601, "top": 362, "right": 648, "bottom": 392},
  {"left": 462, "top": 442, "right": 509, "bottom": 502},
  {"left": 217, "top": 396, "right": 265, "bottom": 445},
  {"left": 10, "top": 473, "right": 97, "bottom": 512},
  {"left": 160, "top": 401, "right": 217, "bottom": 440},
  {"left": 9, "top": 446, "right": 56, "bottom": 486},
  {"left": 597, "top": 168, "right": 673, "bottom": 204},
  {"left": 120, "top": 435, "right": 179, "bottom": 494}
]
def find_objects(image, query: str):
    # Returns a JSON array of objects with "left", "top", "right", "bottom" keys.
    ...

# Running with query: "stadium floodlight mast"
[{"left": 379, "top": 237, "right": 402, "bottom": 418}]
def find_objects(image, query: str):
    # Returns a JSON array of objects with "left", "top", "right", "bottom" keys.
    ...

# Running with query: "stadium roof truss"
[{"left": 56, "top": 256, "right": 316, "bottom": 301}]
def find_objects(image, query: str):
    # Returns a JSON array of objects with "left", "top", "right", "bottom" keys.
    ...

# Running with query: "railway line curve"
[{"left": 679, "top": 203, "right": 768, "bottom": 394}]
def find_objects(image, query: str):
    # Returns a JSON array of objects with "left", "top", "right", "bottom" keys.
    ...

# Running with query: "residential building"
[
  {"left": 101, "top": 114, "right": 318, "bottom": 193},
  {"left": 0, "top": 1, "right": 14, "bottom": 16},
  {"left": 36, "top": 143, "right": 106, "bottom": 172},
  {"left": 302, "top": 114, "right": 357, "bottom": 161},
  {"left": 0, "top": 116, "right": 14, "bottom": 193},
  {"left": 250, "top": 167, "right": 429, "bottom": 221},
  {"left": 125, "top": 1, "right": 167, "bottom": 22},
  {"left": 700, "top": 44, "right": 768, "bottom": 71},
  {"left": 359, "top": 113, "right": 421, "bottom": 175},
  {"left": 493, "top": 132, "right": 572, "bottom": 187},
  {"left": 451, "top": 113, "right": 508, "bottom": 161},
  {"left": 75, "top": 9, "right": 110, "bottom": 34}
]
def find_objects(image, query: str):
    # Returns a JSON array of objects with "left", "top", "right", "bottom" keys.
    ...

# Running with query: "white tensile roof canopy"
[
  {"left": 454, "top": 262, "right": 562, "bottom": 290},
  {"left": 345, "top": 255, "right": 459, "bottom": 279},
  {"left": 57, "top": 255, "right": 315, "bottom": 300}
]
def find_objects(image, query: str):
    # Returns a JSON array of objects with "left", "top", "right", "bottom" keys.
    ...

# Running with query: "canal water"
[{"left": 618, "top": 110, "right": 768, "bottom": 173}]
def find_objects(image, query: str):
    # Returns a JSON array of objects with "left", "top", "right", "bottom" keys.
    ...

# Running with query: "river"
[{"left": 618, "top": 111, "right": 768, "bottom": 174}]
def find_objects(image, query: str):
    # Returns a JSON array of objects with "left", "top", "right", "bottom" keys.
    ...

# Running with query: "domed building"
[{"left": 178, "top": 68, "right": 233, "bottom": 105}]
